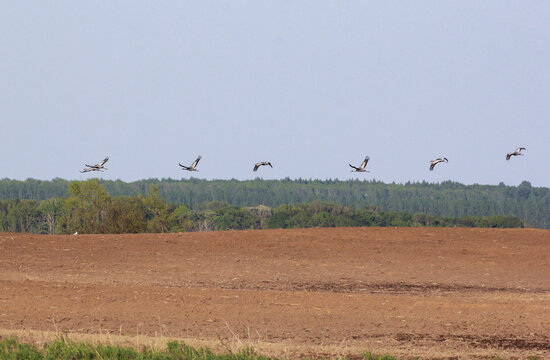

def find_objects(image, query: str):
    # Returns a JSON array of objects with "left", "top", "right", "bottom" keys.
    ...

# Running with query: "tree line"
[
  {"left": 0, "top": 180, "right": 524, "bottom": 234},
  {"left": 0, "top": 177, "right": 548, "bottom": 228}
]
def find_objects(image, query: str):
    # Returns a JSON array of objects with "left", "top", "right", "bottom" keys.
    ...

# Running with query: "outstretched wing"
[
  {"left": 191, "top": 156, "right": 202, "bottom": 168},
  {"left": 506, "top": 153, "right": 512, "bottom": 160},
  {"left": 360, "top": 156, "right": 370, "bottom": 169},
  {"left": 98, "top": 157, "right": 109, "bottom": 166},
  {"left": 253, "top": 163, "right": 260, "bottom": 172},
  {"left": 267, "top": 162, "right": 273, "bottom": 168},
  {"left": 179, "top": 163, "right": 190, "bottom": 170},
  {"left": 81, "top": 167, "right": 100, "bottom": 173},
  {"left": 349, "top": 164, "right": 359, "bottom": 171},
  {"left": 429, "top": 162, "right": 436, "bottom": 171}
]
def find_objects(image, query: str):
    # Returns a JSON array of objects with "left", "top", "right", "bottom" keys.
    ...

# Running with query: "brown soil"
[{"left": 0, "top": 228, "right": 549, "bottom": 359}]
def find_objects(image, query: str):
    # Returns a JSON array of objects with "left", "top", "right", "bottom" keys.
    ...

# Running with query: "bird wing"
[
  {"left": 360, "top": 156, "right": 370, "bottom": 169},
  {"left": 98, "top": 157, "right": 109, "bottom": 166},
  {"left": 429, "top": 163, "right": 436, "bottom": 171},
  {"left": 191, "top": 156, "right": 202, "bottom": 168},
  {"left": 268, "top": 162, "right": 273, "bottom": 168},
  {"left": 506, "top": 153, "right": 512, "bottom": 160},
  {"left": 349, "top": 164, "right": 359, "bottom": 170},
  {"left": 253, "top": 164, "right": 260, "bottom": 172},
  {"left": 179, "top": 163, "right": 190, "bottom": 170}
]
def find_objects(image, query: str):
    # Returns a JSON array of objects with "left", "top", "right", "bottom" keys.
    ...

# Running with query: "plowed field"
[{"left": 1, "top": 228, "right": 549, "bottom": 359}]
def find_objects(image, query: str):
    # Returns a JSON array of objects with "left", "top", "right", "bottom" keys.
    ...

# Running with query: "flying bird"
[
  {"left": 506, "top": 147, "right": 526, "bottom": 160},
  {"left": 429, "top": 157, "right": 448, "bottom": 171},
  {"left": 349, "top": 156, "right": 370, "bottom": 172},
  {"left": 179, "top": 156, "right": 202, "bottom": 171},
  {"left": 80, "top": 157, "right": 109, "bottom": 173},
  {"left": 253, "top": 161, "right": 273, "bottom": 172}
]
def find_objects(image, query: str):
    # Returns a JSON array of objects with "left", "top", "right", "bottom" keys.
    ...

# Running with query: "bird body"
[
  {"left": 349, "top": 156, "right": 370, "bottom": 172},
  {"left": 253, "top": 161, "right": 273, "bottom": 172},
  {"left": 506, "top": 147, "right": 526, "bottom": 160},
  {"left": 179, "top": 156, "right": 202, "bottom": 171},
  {"left": 80, "top": 157, "right": 109, "bottom": 173},
  {"left": 429, "top": 157, "right": 448, "bottom": 171}
]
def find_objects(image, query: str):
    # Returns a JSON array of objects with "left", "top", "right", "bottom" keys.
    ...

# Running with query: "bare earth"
[{"left": 0, "top": 228, "right": 549, "bottom": 359}]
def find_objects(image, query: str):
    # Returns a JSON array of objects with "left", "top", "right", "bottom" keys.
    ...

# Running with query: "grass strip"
[{"left": 0, "top": 337, "right": 539, "bottom": 360}]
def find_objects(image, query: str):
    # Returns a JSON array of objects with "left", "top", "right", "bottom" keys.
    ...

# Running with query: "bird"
[
  {"left": 80, "top": 157, "right": 109, "bottom": 173},
  {"left": 506, "top": 147, "right": 526, "bottom": 160},
  {"left": 179, "top": 156, "right": 202, "bottom": 171},
  {"left": 429, "top": 157, "right": 448, "bottom": 171},
  {"left": 349, "top": 156, "right": 370, "bottom": 172},
  {"left": 253, "top": 161, "right": 273, "bottom": 172}
]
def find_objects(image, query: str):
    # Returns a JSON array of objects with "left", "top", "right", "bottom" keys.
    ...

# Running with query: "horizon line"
[{"left": 0, "top": 177, "right": 539, "bottom": 188}]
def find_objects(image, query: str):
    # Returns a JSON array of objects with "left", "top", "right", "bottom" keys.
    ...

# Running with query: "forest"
[
  {"left": 0, "top": 179, "right": 525, "bottom": 234},
  {"left": 0, "top": 177, "right": 548, "bottom": 228}
]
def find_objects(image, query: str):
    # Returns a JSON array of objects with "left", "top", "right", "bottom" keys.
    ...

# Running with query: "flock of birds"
[{"left": 79, "top": 147, "right": 527, "bottom": 174}]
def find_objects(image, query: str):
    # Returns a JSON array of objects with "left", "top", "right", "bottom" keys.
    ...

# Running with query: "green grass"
[
  {"left": 0, "top": 337, "right": 270, "bottom": 360},
  {"left": 0, "top": 337, "right": 540, "bottom": 360},
  {"left": 363, "top": 353, "right": 397, "bottom": 360}
]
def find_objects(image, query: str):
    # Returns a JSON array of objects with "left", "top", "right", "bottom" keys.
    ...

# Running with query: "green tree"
[
  {"left": 215, "top": 206, "right": 257, "bottom": 230},
  {"left": 57, "top": 180, "right": 111, "bottom": 234},
  {"left": 168, "top": 204, "right": 195, "bottom": 232},
  {"left": 38, "top": 198, "right": 64, "bottom": 234},
  {"left": 4, "top": 200, "right": 42, "bottom": 233},
  {"left": 104, "top": 196, "right": 147, "bottom": 233},
  {"left": 141, "top": 186, "right": 171, "bottom": 233}
]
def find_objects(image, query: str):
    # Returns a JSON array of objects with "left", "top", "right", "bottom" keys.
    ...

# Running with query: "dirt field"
[{"left": 0, "top": 228, "right": 549, "bottom": 359}]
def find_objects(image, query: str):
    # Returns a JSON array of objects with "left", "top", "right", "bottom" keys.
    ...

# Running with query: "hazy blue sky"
[{"left": 1, "top": 1, "right": 549, "bottom": 186}]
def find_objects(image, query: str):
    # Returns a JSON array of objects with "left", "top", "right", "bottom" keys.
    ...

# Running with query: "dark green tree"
[{"left": 57, "top": 180, "right": 111, "bottom": 234}]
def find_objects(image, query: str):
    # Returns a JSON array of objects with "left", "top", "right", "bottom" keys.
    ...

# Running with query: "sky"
[{"left": 1, "top": 1, "right": 549, "bottom": 186}]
